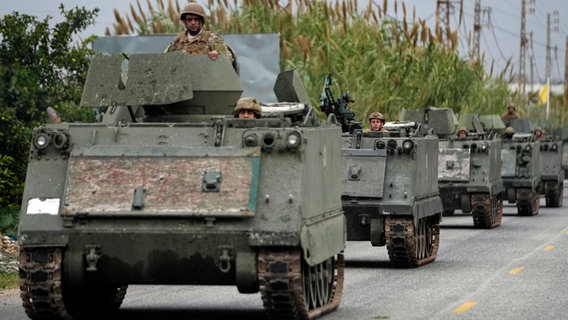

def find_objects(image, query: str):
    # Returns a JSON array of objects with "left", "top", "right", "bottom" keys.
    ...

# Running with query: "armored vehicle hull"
[
  {"left": 402, "top": 109, "right": 505, "bottom": 229},
  {"left": 438, "top": 136, "right": 504, "bottom": 228},
  {"left": 501, "top": 133, "right": 542, "bottom": 215},
  {"left": 18, "top": 53, "right": 345, "bottom": 320},
  {"left": 538, "top": 137, "right": 564, "bottom": 207},
  {"left": 341, "top": 123, "right": 443, "bottom": 267}
]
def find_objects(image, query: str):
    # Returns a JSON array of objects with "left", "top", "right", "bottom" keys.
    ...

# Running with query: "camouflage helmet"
[
  {"left": 505, "top": 126, "right": 515, "bottom": 135},
  {"left": 180, "top": 3, "right": 206, "bottom": 22},
  {"left": 234, "top": 97, "right": 261, "bottom": 118},
  {"left": 368, "top": 112, "right": 385, "bottom": 122},
  {"left": 457, "top": 127, "right": 468, "bottom": 135},
  {"left": 507, "top": 103, "right": 516, "bottom": 111}
]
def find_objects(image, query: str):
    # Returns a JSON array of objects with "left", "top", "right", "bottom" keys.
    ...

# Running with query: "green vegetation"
[
  {"left": 108, "top": 0, "right": 533, "bottom": 122},
  {"left": 0, "top": 272, "right": 19, "bottom": 289},
  {"left": 0, "top": 5, "right": 99, "bottom": 236},
  {"left": 109, "top": 0, "right": 565, "bottom": 127}
]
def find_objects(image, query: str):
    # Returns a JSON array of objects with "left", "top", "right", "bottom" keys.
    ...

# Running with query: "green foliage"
[
  {"left": 0, "top": 4, "right": 99, "bottom": 234},
  {"left": 0, "top": 272, "right": 19, "bottom": 288},
  {"left": 0, "top": 155, "right": 21, "bottom": 237}
]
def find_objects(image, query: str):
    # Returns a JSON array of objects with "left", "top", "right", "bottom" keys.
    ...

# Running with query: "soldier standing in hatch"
[
  {"left": 500, "top": 103, "right": 521, "bottom": 121},
  {"left": 364, "top": 112, "right": 387, "bottom": 132},
  {"left": 165, "top": 3, "right": 233, "bottom": 62}
]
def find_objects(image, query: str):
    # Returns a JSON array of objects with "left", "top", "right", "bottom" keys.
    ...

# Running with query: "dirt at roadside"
[{"left": 0, "top": 233, "right": 18, "bottom": 274}]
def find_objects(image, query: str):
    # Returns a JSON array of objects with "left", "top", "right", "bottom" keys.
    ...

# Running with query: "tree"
[{"left": 0, "top": 4, "right": 99, "bottom": 234}]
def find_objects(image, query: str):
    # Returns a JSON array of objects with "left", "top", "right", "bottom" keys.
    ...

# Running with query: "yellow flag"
[{"left": 538, "top": 83, "right": 549, "bottom": 105}]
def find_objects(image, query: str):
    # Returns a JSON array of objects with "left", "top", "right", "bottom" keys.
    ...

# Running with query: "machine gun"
[{"left": 319, "top": 73, "right": 361, "bottom": 133}]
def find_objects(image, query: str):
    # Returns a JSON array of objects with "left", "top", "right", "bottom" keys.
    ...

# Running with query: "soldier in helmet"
[
  {"left": 534, "top": 127, "right": 545, "bottom": 139},
  {"left": 364, "top": 112, "right": 387, "bottom": 132},
  {"left": 456, "top": 127, "right": 468, "bottom": 138},
  {"left": 503, "top": 126, "right": 515, "bottom": 139},
  {"left": 500, "top": 102, "right": 520, "bottom": 121},
  {"left": 234, "top": 97, "right": 261, "bottom": 119},
  {"left": 165, "top": 2, "right": 233, "bottom": 62}
]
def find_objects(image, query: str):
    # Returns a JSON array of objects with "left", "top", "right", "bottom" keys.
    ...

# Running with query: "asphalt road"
[{"left": 2, "top": 185, "right": 567, "bottom": 320}]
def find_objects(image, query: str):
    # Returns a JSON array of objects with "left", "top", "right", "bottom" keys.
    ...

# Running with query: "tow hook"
[
  {"left": 85, "top": 245, "right": 101, "bottom": 272},
  {"left": 218, "top": 246, "right": 233, "bottom": 273}
]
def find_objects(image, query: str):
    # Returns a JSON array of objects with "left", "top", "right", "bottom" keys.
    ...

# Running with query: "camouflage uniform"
[{"left": 165, "top": 30, "right": 233, "bottom": 61}]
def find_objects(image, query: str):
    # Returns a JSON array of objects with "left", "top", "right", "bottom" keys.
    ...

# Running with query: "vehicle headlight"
[
  {"left": 33, "top": 132, "right": 50, "bottom": 150},
  {"left": 524, "top": 144, "right": 532, "bottom": 153},
  {"left": 551, "top": 143, "right": 558, "bottom": 152},
  {"left": 286, "top": 131, "right": 302, "bottom": 149},
  {"left": 375, "top": 140, "right": 386, "bottom": 149},
  {"left": 402, "top": 139, "right": 414, "bottom": 152},
  {"left": 243, "top": 133, "right": 258, "bottom": 147},
  {"left": 52, "top": 131, "right": 69, "bottom": 150},
  {"left": 480, "top": 142, "right": 488, "bottom": 152}
]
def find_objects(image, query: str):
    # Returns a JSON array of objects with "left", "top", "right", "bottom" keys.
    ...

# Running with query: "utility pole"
[
  {"left": 436, "top": 0, "right": 463, "bottom": 48},
  {"left": 546, "top": 13, "right": 551, "bottom": 82},
  {"left": 530, "top": 31, "right": 535, "bottom": 92},
  {"left": 562, "top": 36, "right": 568, "bottom": 110},
  {"left": 436, "top": 0, "right": 451, "bottom": 47},
  {"left": 519, "top": 0, "right": 527, "bottom": 95},
  {"left": 472, "top": 0, "right": 481, "bottom": 59}
]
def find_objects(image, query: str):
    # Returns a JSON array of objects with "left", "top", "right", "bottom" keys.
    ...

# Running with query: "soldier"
[
  {"left": 503, "top": 126, "right": 515, "bottom": 139},
  {"left": 165, "top": 3, "right": 233, "bottom": 62},
  {"left": 234, "top": 97, "right": 261, "bottom": 119},
  {"left": 500, "top": 103, "right": 521, "bottom": 121},
  {"left": 534, "top": 127, "right": 545, "bottom": 139},
  {"left": 365, "top": 112, "right": 387, "bottom": 132},
  {"left": 456, "top": 127, "right": 468, "bottom": 138}
]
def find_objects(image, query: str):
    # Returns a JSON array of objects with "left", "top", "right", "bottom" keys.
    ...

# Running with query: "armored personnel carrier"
[
  {"left": 536, "top": 130, "right": 564, "bottom": 207},
  {"left": 499, "top": 119, "right": 542, "bottom": 215},
  {"left": 18, "top": 52, "right": 345, "bottom": 319},
  {"left": 339, "top": 120, "right": 442, "bottom": 267},
  {"left": 319, "top": 83, "right": 442, "bottom": 267},
  {"left": 401, "top": 108, "right": 505, "bottom": 229}
]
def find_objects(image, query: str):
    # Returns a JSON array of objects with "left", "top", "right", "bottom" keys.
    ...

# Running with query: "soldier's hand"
[{"left": 208, "top": 50, "right": 219, "bottom": 60}]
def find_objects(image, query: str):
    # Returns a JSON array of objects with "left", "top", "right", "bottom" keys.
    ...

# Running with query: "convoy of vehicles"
[{"left": 14, "top": 35, "right": 567, "bottom": 320}]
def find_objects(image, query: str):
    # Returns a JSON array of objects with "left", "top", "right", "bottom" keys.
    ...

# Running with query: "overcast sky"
[{"left": 1, "top": 0, "right": 566, "bottom": 85}]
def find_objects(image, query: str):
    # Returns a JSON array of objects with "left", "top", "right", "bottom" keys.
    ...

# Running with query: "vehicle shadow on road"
[
  {"left": 344, "top": 259, "right": 395, "bottom": 269},
  {"left": 83, "top": 307, "right": 267, "bottom": 320}
]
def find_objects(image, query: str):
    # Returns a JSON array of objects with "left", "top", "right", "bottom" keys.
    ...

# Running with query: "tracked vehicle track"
[
  {"left": 258, "top": 248, "right": 344, "bottom": 320},
  {"left": 385, "top": 215, "right": 440, "bottom": 268},
  {"left": 516, "top": 188, "right": 540, "bottom": 216},
  {"left": 471, "top": 193, "right": 503, "bottom": 229},
  {"left": 545, "top": 182, "right": 564, "bottom": 207},
  {"left": 19, "top": 248, "right": 126, "bottom": 320},
  {"left": 19, "top": 248, "right": 71, "bottom": 320}
]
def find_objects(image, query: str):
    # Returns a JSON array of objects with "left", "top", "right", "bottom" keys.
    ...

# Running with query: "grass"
[
  {"left": 108, "top": 0, "right": 565, "bottom": 128},
  {"left": 0, "top": 272, "right": 19, "bottom": 290}
]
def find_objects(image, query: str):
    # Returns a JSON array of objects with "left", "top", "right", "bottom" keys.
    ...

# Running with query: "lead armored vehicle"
[
  {"left": 498, "top": 119, "right": 542, "bottom": 215},
  {"left": 400, "top": 108, "right": 505, "bottom": 228},
  {"left": 18, "top": 52, "right": 346, "bottom": 319},
  {"left": 321, "top": 79, "right": 443, "bottom": 267}
]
